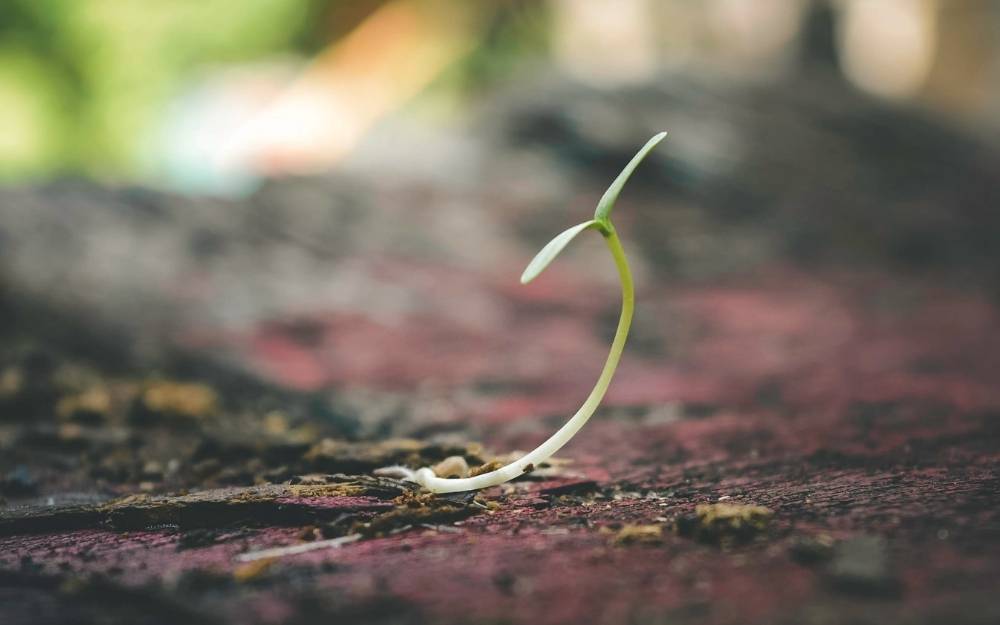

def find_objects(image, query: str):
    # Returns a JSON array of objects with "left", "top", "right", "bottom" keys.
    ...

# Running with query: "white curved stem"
[{"left": 414, "top": 224, "right": 634, "bottom": 493}]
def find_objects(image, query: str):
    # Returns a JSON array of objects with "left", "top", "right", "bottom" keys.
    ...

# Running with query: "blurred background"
[
  {"left": 2, "top": 0, "right": 998, "bottom": 188},
  {"left": 1, "top": 0, "right": 999, "bottom": 437}
]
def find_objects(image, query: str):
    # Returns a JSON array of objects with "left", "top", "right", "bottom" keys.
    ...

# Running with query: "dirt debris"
[
  {"left": 0, "top": 479, "right": 406, "bottom": 535},
  {"left": 134, "top": 381, "right": 219, "bottom": 421},
  {"left": 674, "top": 503, "right": 773, "bottom": 546},
  {"left": 469, "top": 460, "right": 504, "bottom": 477},
  {"left": 56, "top": 387, "right": 112, "bottom": 423},
  {"left": 354, "top": 490, "right": 486, "bottom": 538},
  {"left": 431, "top": 456, "right": 470, "bottom": 478},
  {"left": 613, "top": 524, "right": 664, "bottom": 546}
]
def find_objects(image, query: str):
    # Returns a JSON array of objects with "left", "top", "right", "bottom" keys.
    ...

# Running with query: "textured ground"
[
  {"left": 2, "top": 70, "right": 1000, "bottom": 625},
  {"left": 2, "top": 261, "right": 998, "bottom": 625}
]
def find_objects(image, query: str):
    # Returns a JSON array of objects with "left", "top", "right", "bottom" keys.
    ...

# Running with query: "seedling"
[{"left": 385, "top": 132, "right": 666, "bottom": 493}]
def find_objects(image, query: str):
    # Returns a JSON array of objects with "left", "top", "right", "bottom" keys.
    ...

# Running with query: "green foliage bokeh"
[{"left": 0, "top": 0, "right": 317, "bottom": 180}]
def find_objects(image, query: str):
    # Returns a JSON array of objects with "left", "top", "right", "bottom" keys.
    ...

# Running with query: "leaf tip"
[
  {"left": 594, "top": 131, "right": 668, "bottom": 222},
  {"left": 519, "top": 220, "right": 598, "bottom": 286}
]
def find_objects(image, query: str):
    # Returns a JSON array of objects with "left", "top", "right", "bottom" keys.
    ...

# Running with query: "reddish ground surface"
[
  {"left": 2, "top": 78, "right": 1000, "bottom": 622},
  {"left": 2, "top": 253, "right": 998, "bottom": 624}
]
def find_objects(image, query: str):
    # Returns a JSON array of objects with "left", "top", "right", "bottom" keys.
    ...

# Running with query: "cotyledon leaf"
[
  {"left": 594, "top": 131, "right": 667, "bottom": 223},
  {"left": 520, "top": 219, "right": 600, "bottom": 284}
]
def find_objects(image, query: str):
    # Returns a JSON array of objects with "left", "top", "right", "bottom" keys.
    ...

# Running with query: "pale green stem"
[{"left": 414, "top": 223, "right": 634, "bottom": 493}]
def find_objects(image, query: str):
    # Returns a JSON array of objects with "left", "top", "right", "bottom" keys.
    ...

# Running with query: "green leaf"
[
  {"left": 520, "top": 220, "right": 600, "bottom": 284},
  {"left": 594, "top": 131, "right": 667, "bottom": 223}
]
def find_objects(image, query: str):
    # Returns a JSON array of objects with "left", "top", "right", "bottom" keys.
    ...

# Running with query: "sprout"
[{"left": 383, "top": 132, "right": 667, "bottom": 493}]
